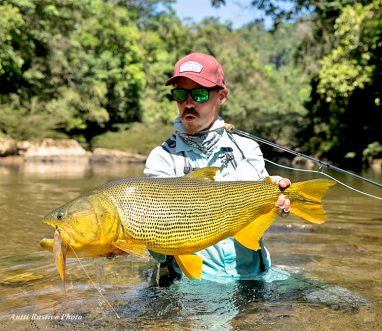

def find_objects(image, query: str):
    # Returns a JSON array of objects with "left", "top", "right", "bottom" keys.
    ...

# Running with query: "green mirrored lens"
[
  {"left": 171, "top": 88, "right": 211, "bottom": 102},
  {"left": 172, "top": 89, "right": 187, "bottom": 101},
  {"left": 191, "top": 89, "right": 209, "bottom": 102}
]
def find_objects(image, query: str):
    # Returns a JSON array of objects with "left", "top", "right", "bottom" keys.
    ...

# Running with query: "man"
[{"left": 144, "top": 52, "right": 291, "bottom": 284}]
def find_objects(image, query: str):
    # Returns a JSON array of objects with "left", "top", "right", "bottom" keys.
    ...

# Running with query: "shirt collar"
[{"left": 174, "top": 128, "right": 236, "bottom": 155}]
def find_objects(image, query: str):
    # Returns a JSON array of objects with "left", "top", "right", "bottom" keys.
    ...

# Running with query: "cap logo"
[{"left": 179, "top": 61, "right": 203, "bottom": 73}]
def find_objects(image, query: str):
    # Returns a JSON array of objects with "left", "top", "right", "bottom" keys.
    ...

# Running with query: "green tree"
[
  {"left": 0, "top": 0, "right": 145, "bottom": 142},
  {"left": 213, "top": 0, "right": 382, "bottom": 166},
  {"left": 0, "top": 3, "right": 25, "bottom": 88},
  {"left": 138, "top": 9, "right": 190, "bottom": 126},
  {"left": 301, "top": 0, "right": 382, "bottom": 166}
]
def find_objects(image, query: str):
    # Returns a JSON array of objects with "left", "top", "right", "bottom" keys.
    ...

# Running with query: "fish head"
[{"left": 40, "top": 193, "right": 121, "bottom": 257}]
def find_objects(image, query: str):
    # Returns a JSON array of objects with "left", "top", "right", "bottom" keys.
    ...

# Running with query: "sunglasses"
[{"left": 171, "top": 88, "right": 219, "bottom": 103}]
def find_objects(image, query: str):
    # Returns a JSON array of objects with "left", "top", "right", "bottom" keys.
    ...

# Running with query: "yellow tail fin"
[{"left": 290, "top": 179, "right": 335, "bottom": 224}]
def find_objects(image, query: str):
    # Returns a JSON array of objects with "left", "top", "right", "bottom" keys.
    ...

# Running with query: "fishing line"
[
  {"left": 264, "top": 158, "right": 382, "bottom": 201},
  {"left": 67, "top": 244, "right": 121, "bottom": 319},
  {"left": 228, "top": 126, "right": 373, "bottom": 304},
  {"left": 229, "top": 128, "right": 382, "bottom": 200},
  {"left": 58, "top": 228, "right": 121, "bottom": 319}
]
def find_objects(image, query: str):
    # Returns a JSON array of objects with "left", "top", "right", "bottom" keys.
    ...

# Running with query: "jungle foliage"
[{"left": 0, "top": 0, "right": 381, "bottom": 167}]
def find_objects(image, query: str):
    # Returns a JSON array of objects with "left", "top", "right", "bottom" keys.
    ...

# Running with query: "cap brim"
[{"left": 165, "top": 73, "right": 217, "bottom": 88}]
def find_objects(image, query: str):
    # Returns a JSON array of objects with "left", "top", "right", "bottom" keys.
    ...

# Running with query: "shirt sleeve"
[
  {"left": 232, "top": 134, "right": 270, "bottom": 181},
  {"left": 233, "top": 135, "right": 287, "bottom": 184},
  {"left": 144, "top": 146, "right": 176, "bottom": 178}
]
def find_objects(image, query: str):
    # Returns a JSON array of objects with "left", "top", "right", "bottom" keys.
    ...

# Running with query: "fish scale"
[{"left": 93, "top": 177, "right": 280, "bottom": 254}]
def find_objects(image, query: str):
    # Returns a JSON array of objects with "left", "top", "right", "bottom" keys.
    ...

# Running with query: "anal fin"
[
  {"left": 174, "top": 255, "right": 203, "bottom": 280},
  {"left": 234, "top": 208, "right": 278, "bottom": 250}
]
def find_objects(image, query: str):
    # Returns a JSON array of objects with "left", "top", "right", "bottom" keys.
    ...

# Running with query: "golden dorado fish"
[{"left": 40, "top": 167, "right": 335, "bottom": 282}]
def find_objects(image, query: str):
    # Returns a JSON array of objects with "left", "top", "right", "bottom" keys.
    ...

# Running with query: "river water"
[{"left": 0, "top": 159, "right": 381, "bottom": 330}]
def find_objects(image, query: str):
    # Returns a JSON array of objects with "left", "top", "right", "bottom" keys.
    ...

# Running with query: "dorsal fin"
[
  {"left": 185, "top": 167, "right": 219, "bottom": 181},
  {"left": 264, "top": 176, "right": 273, "bottom": 184}
]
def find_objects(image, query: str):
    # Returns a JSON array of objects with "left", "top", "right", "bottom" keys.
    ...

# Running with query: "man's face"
[{"left": 175, "top": 77, "right": 227, "bottom": 134}]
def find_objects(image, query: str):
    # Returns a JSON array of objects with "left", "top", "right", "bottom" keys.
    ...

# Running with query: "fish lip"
[
  {"left": 40, "top": 238, "right": 54, "bottom": 252},
  {"left": 42, "top": 218, "right": 70, "bottom": 234},
  {"left": 42, "top": 218, "right": 58, "bottom": 228}
]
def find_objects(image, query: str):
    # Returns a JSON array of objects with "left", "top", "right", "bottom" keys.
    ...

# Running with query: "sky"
[{"left": 171, "top": 0, "right": 271, "bottom": 29}]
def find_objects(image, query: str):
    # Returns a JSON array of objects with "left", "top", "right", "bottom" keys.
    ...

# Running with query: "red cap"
[{"left": 165, "top": 52, "right": 225, "bottom": 88}]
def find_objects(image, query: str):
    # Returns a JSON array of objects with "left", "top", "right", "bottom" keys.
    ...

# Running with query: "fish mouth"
[
  {"left": 40, "top": 231, "right": 70, "bottom": 252},
  {"left": 40, "top": 221, "right": 117, "bottom": 258},
  {"left": 42, "top": 219, "right": 76, "bottom": 246},
  {"left": 42, "top": 218, "right": 60, "bottom": 228}
]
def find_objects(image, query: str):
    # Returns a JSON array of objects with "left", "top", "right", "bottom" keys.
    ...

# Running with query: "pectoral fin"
[
  {"left": 174, "top": 254, "right": 203, "bottom": 280},
  {"left": 113, "top": 240, "right": 149, "bottom": 260},
  {"left": 234, "top": 208, "right": 278, "bottom": 250}
]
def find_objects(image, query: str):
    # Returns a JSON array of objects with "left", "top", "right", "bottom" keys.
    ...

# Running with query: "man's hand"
[{"left": 274, "top": 178, "right": 291, "bottom": 217}]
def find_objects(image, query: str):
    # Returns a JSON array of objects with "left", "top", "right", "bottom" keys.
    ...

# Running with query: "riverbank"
[
  {"left": 0, "top": 136, "right": 147, "bottom": 165},
  {"left": 0, "top": 136, "right": 381, "bottom": 174}
]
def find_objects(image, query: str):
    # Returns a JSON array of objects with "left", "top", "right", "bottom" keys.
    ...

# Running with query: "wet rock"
[
  {"left": 304, "top": 285, "right": 369, "bottom": 310},
  {"left": 1, "top": 138, "right": 147, "bottom": 164},
  {"left": 271, "top": 223, "right": 313, "bottom": 233},
  {"left": 369, "top": 159, "right": 381, "bottom": 173},
  {"left": 292, "top": 156, "right": 316, "bottom": 169},
  {"left": 90, "top": 148, "right": 146, "bottom": 164},
  {"left": 16, "top": 140, "right": 31, "bottom": 155},
  {"left": 0, "top": 136, "right": 17, "bottom": 156},
  {"left": 24, "top": 138, "right": 89, "bottom": 161}
]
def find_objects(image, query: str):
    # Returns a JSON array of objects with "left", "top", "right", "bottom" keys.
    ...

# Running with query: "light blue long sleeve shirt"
[{"left": 144, "top": 127, "right": 274, "bottom": 282}]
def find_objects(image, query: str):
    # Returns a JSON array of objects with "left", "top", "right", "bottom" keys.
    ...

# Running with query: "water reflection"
[
  {"left": 0, "top": 157, "right": 145, "bottom": 178},
  {"left": 0, "top": 161, "right": 381, "bottom": 330}
]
